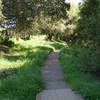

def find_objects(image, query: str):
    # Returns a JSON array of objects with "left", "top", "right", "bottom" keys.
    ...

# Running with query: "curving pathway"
[{"left": 36, "top": 51, "right": 84, "bottom": 100}]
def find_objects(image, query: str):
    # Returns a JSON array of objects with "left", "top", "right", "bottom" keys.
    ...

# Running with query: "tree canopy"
[
  {"left": 75, "top": 0, "right": 100, "bottom": 42},
  {"left": 0, "top": 0, "right": 70, "bottom": 31}
]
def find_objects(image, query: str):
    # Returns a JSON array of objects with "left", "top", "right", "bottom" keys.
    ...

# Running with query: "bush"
[
  {"left": 1, "top": 39, "right": 14, "bottom": 47},
  {"left": 73, "top": 0, "right": 100, "bottom": 76},
  {"left": 0, "top": 29, "right": 14, "bottom": 47},
  {"left": 60, "top": 47, "right": 100, "bottom": 100},
  {"left": 73, "top": 43, "right": 100, "bottom": 74}
]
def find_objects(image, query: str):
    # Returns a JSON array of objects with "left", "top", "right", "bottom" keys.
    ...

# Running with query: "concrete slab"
[
  {"left": 36, "top": 89, "right": 84, "bottom": 100},
  {"left": 36, "top": 51, "right": 84, "bottom": 100}
]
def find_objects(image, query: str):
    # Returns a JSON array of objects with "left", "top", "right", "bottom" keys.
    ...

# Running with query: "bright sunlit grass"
[
  {"left": 1, "top": 35, "right": 66, "bottom": 71},
  {"left": 0, "top": 35, "right": 66, "bottom": 100},
  {"left": 0, "top": 45, "right": 53, "bottom": 100},
  {"left": 12, "top": 35, "right": 50, "bottom": 47},
  {"left": 0, "top": 57, "right": 28, "bottom": 71}
]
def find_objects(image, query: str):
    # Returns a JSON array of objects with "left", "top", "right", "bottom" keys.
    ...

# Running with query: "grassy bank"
[
  {"left": 60, "top": 47, "right": 100, "bottom": 100},
  {"left": 0, "top": 36, "right": 54, "bottom": 100},
  {"left": 0, "top": 35, "right": 66, "bottom": 100},
  {"left": 0, "top": 46, "right": 52, "bottom": 100}
]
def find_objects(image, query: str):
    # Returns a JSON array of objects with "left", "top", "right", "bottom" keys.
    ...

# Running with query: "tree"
[
  {"left": 74, "top": 0, "right": 100, "bottom": 74},
  {"left": 0, "top": 0, "right": 70, "bottom": 41},
  {"left": 0, "top": 0, "right": 4, "bottom": 22},
  {"left": 75, "top": 0, "right": 100, "bottom": 42}
]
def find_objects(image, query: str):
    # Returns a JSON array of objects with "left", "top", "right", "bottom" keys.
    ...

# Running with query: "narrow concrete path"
[{"left": 36, "top": 51, "right": 84, "bottom": 100}]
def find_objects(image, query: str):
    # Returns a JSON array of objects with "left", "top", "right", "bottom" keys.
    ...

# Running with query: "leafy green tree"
[
  {"left": 0, "top": 0, "right": 70, "bottom": 41},
  {"left": 74, "top": 0, "right": 100, "bottom": 73},
  {"left": 75, "top": 0, "right": 100, "bottom": 42}
]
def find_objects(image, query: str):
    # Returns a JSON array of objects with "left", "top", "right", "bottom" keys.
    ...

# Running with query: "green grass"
[
  {"left": 12, "top": 35, "right": 51, "bottom": 48},
  {"left": 0, "top": 35, "right": 66, "bottom": 100},
  {"left": 0, "top": 36, "right": 54, "bottom": 100},
  {"left": 11, "top": 35, "right": 66, "bottom": 51},
  {"left": 60, "top": 47, "right": 100, "bottom": 100},
  {"left": 0, "top": 46, "right": 53, "bottom": 100},
  {"left": 49, "top": 41, "right": 66, "bottom": 50}
]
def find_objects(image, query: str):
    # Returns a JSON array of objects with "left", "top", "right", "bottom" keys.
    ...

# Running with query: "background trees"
[{"left": 0, "top": 0, "right": 71, "bottom": 42}]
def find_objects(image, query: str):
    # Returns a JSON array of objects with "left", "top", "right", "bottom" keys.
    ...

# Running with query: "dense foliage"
[
  {"left": 74, "top": 0, "right": 100, "bottom": 74},
  {"left": 0, "top": 0, "right": 71, "bottom": 44},
  {"left": 60, "top": 47, "right": 100, "bottom": 100},
  {"left": 75, "top": 0, "right": 100, "bottom": 42},
  {"left": 0, "top": 0, "right": 70, "bottom": 30}
]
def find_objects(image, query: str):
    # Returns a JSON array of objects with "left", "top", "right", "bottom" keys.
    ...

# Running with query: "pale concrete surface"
[
  {"left": 42, "top": 51, "right": 68, "bottom": 89},
  {"left": 36, "top": 51, "right": 84, "bottom": 100},
  {"left": 36, "top": 89, "right": 84, "bottom": 100}
]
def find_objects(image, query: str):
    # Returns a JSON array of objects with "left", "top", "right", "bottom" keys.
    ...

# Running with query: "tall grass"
[
  {"left": 60, "top": 47, "right": 100, "bottom": 100},
  {"left": 0, "top": 46, "right": 53, "bottom": 100},
  {"left": 0, "top": 36, "right": 54, "bottom": 100},
  {"left": 0, "top": 35, "right": 66, "bottom": 100}
]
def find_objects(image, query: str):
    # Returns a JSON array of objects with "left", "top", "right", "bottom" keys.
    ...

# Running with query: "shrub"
[{"left": 74, "top": 43, "right": 100, "bottom": 74}]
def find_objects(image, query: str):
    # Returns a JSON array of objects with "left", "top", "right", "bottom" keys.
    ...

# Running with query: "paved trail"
[{"left": 36, "top": 51, "right": 84, "bottom": 100}]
